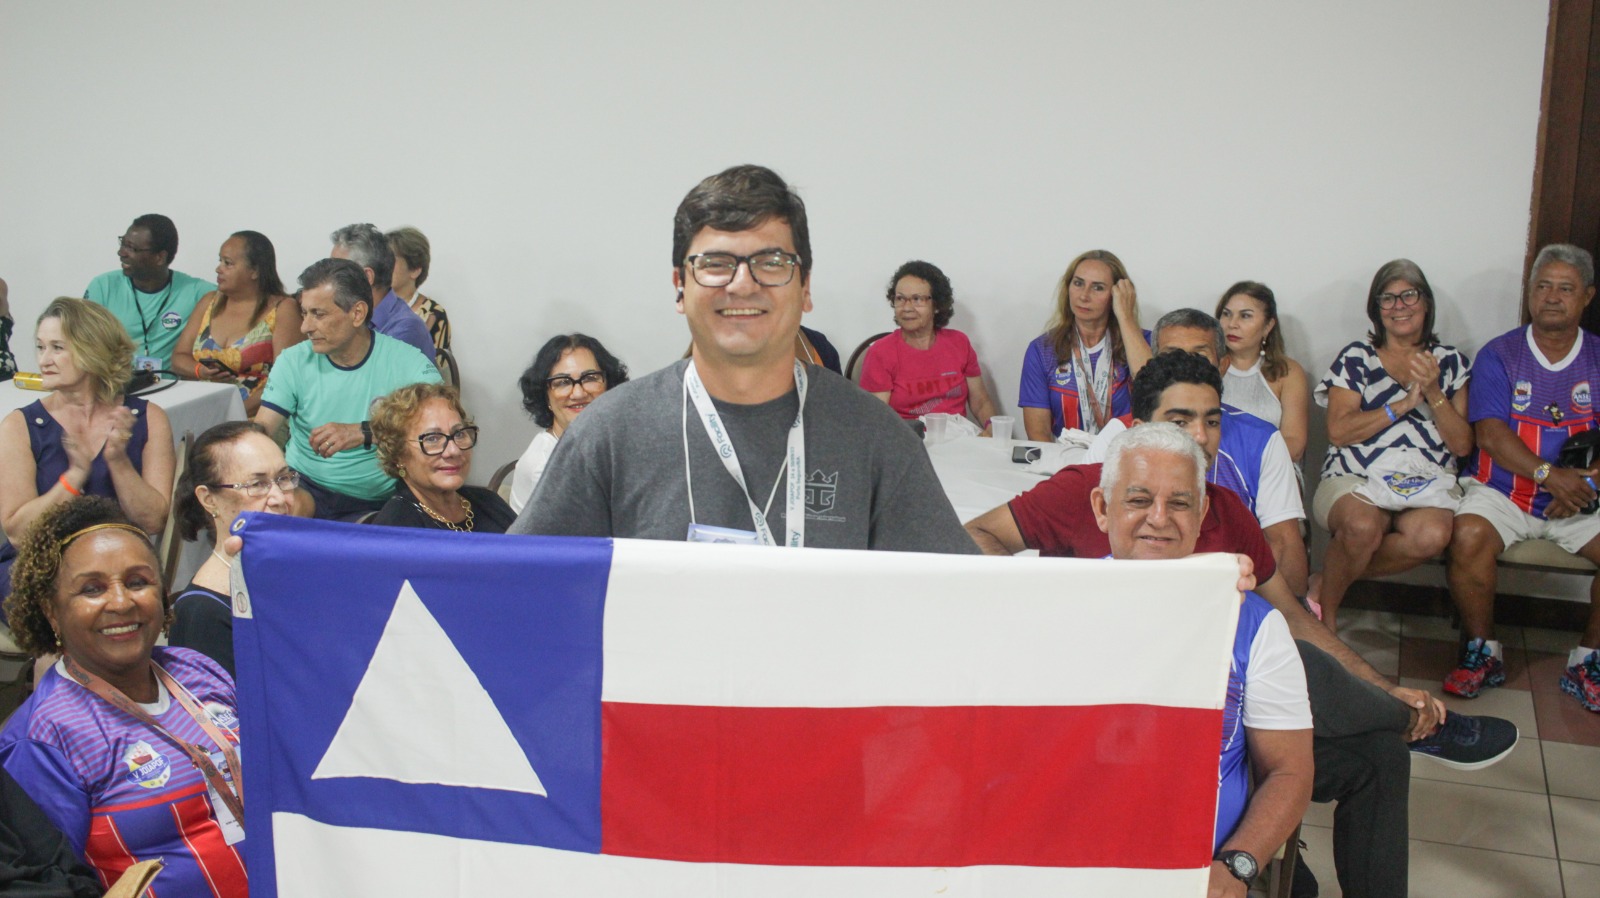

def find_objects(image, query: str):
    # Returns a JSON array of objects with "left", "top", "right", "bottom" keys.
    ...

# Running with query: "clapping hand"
[{"left": 101, "top": 406, "right": 137, "bottom": 462}]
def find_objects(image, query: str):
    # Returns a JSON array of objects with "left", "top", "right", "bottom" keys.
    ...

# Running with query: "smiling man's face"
[{"left": 1093, "top": 447, "right": 1208, "bottom": 561}]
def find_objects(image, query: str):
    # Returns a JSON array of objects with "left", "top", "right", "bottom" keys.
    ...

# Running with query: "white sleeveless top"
[{"left": 1223, "top": 356, "right": 1282, "bottom": 428}]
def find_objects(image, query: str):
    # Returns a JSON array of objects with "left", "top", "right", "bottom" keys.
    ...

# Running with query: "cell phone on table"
[{"left": 201, "top": 358, "right": 237, "bottom": 377}]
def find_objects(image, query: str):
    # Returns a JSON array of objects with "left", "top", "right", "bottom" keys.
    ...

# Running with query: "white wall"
[{"left": 0, "top": 2, "right": 1550, "bottom": 531}]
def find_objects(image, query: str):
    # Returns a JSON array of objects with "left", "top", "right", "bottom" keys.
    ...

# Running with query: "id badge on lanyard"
[{"left": 682, "top": 360, "right": 808, "bottom": 547}]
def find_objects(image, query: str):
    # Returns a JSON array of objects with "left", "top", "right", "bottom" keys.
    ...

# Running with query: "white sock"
[
  {"left": 1570, "top": 646, "right": 1599, "bottom": 668},
  {"left": 1485, "top": 639, "right": 1504, "bottom": 660}
]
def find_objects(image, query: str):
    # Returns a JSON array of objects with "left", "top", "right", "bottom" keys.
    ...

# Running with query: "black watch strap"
[
  {"left": 1216, "top": 849, "right": 1258, "bottom": 883},
  {"left": 360, "top": 420, "right": 373, "bottom": 450}
]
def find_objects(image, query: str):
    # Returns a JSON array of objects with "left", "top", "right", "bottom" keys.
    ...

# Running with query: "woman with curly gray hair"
[{"left": 368, "top": 382, "right": 514, "bottom": 532}]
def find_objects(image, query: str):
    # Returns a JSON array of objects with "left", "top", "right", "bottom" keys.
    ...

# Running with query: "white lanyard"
[{"left": 681, "top": 360, "right": 808, "bottom": 547}]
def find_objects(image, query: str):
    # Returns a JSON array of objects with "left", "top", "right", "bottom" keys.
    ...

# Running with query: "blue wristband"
[{"left": 1383, "top": 403, "right": 1398, "bottom": 423}]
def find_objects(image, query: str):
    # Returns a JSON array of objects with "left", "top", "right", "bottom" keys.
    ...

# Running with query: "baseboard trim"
[{"left": 1343, "top": 580, "right": 1589, "bottom": 633}]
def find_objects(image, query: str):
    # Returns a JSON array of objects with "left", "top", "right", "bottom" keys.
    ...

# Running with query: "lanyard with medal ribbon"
[
  {"left": 62, "top": 655, "right": 244, "bottom": 831},
  {"left": 681, "top": 359, "right": 808, "bottom": 547}
]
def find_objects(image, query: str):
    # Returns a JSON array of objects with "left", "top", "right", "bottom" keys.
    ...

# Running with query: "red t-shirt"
[
  {"left": 1007, "top": 462, "right": 1278, "bottom": 580},
  {"left": 859, "top": 328, "right": 981, "bottom": 419}
]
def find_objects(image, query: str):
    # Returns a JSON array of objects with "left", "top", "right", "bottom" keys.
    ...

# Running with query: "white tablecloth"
[
  {"left": 1, "top": 379, "right": 247, "bottom": 588},
  {"left": 925, "top": 434, "right": 1085, "bottom": 524}
]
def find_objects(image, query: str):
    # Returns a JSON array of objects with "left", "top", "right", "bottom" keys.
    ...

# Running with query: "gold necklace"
[{"left": 415, "top": 496, "right": 474, "bottom": 532}]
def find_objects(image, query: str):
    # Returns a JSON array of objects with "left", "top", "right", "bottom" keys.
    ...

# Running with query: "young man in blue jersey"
[
  {"left": 1087, "top": 309, "right": 1308, "bottom": 594},
  {"left": 1448, "top": 244, "right": 1600, "bottom": 710}
]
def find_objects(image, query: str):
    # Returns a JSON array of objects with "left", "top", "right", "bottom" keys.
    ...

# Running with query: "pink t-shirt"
[{"left": 859, "top": 328, "right": 981, "bottom": 419}]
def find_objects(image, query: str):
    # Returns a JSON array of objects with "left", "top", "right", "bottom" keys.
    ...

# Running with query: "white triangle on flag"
[{"left": 311, "top": 580, "right": 547, "bottom": 796}]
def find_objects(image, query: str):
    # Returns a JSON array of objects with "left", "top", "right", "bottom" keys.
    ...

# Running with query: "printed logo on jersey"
[
  {"left": 206, "top": 702, "right": 240, "bottom": 731},
  {"left": 1381, "top": 471, "right": 1437, "bottom": 499},
  {"left": 123, "top": 740, "right": 172, "bottom": 789},
  {"left": 161, "top": 311, "right": 183, "bottom": 330},
  {"left": 1573, "top": 381, "right": 1592, "bottom": 414},
  {"left": 805, "top": 470, "right": 838, "bottom": 516},
  {"left": 1513, "top": 380, "right": 1533, "bottom": 413}
]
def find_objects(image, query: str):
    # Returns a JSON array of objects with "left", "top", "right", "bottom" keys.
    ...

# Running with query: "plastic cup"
[
  {"left": 925, "top": 415, "right": 948, "bottom": 443},
  {"left": 990, "top": 415, "right": 1014, "bottom": 450}
]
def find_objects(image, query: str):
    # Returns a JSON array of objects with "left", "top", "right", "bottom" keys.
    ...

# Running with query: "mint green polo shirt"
[
  {"left": 84, "top": 269, "right": 215, "bottom": 367},
  {"left": 260, "top": 333, "right": 442, "bottom": 501}
]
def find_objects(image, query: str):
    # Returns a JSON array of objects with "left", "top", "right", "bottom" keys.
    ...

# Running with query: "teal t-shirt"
[
  {"left": 84, "top": 270, "right": 215, "bottom": 368},
  {"left": 260, "top": 333, "right": 442, "bottom": 501}
]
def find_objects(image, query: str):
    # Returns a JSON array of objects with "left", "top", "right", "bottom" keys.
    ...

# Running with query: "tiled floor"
[{"left": 1289, "top": 609, "right": 1600, "bottom": 898}]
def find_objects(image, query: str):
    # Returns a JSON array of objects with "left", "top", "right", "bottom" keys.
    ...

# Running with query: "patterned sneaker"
[
  {"left": 1409, "top": 712, "right": 1519, "bottom": 770},
  {"left": 1442, "top": 638, "right": 1505, "bottom": 698},
  {"left": 1560, "top": 649, "right": 1600, "bottom": 712}
]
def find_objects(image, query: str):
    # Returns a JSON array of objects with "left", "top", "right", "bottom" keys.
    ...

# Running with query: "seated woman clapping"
[
  {"left": 170, "top": 421, "right": 300, "bottom": 675},
  {"left": 860, "top": 260, "right": 999, "bottom": 431},
  {"left": 370, "top": 383, "right": 515, "bottom": 533},
  {"left": 0, "top": 496, "right": 246, "bottom": 898},
  {"left": 0, "top": 298, "right": 174, "bottom": 599},
  {"left": 1311, "top": 259, "right": 1473, "bottom": 632}
]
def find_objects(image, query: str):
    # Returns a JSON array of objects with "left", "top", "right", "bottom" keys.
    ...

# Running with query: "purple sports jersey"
[
  {"left": 0, "top": 647, "right": 246, "bottom": 898},
  {"left": 1466, "top": 327, "right": 1600, "bottom": 517}
]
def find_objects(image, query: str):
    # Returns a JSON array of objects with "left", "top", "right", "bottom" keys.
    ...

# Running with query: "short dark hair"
[
  {"left": 131, "top": 213, "right": 179, "bottom": 261},
  {"left": 885, "top": 260, "right": 955, "bottom": 330},
  {"left": 1365, "top": 259, "right": 1438, "bottom": 349},
  {"left": 175, "top": 420, "right": 271, "bottom": 541},
  {"left": 298, "top": 257, "right": 373, "bottom": 318},
  {"left": 518, "top": 334, "right": 630, "bottom": 430},
  {"left": 1132, "top": 349, "right": 1224, "bottom": 421},
  {"left": 672, "top": 165, "right": 812, "bottom": 283},
  {"left": 330, "top": 223, "right": 395, "bottom": 292}
]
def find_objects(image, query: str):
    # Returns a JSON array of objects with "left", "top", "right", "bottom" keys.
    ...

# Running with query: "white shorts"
[{"left": 1454, "top": 478, "right": 1600, "bottom": 554}]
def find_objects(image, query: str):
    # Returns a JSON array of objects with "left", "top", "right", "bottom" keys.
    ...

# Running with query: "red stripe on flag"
[{"left": 601, "top": 702, "right": 1219, "bottom": 869}]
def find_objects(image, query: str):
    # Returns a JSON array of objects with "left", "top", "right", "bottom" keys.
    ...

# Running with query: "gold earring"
[{"left": 398, "top": 465, "right": 407, "bottom": 478}]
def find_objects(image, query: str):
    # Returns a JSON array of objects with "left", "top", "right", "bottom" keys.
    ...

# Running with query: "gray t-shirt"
[{"left": 511, "top": 359, "right": 978, "bottom": 554}]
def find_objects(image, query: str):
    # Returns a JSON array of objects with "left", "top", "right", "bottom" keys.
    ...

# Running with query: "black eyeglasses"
[
  {"left": 684, "top": 251, "right": 802, "bottom": 288},
  {"left": 117, "top": 237, "right": 157, "bottom": 254},
  {"left": 214, "top": 471, "right": 300, "bottom": 498},
  {"left": 546, "top": 370, "right": 606, "bottom": 394},
  {"left": 1376, "top": 289, "right": 1422, "bottom": 309},
  {"left": 417, "top": 426, "right": 479, "bottom": 456}
]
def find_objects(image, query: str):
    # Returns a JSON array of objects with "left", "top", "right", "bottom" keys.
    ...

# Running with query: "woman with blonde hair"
[
  {"left": 1019, "top": 249, "right": 1152, "bottom": 441},
  {"left": 0, "top": 298, "right": 174, "bottom": 597}
]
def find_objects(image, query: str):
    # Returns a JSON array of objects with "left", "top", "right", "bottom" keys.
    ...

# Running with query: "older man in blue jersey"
[
  {"left": 1095, "top": 422, "right": 1313, "bottom": 897},
  {"left": 1448, "top": 243, "right": 1600, "bottom": 710}
]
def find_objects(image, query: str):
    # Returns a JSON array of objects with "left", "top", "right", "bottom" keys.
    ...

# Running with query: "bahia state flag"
[{"left": 230, "top": 514, "right": 1241, "bottom": 897}]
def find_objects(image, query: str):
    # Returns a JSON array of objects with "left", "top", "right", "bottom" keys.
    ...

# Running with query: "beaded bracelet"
[{"left": 1383, "top": 403, "right": 1397, "bottom": 423}]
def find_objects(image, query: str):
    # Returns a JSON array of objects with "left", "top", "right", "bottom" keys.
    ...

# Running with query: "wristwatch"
[
  {"left": 360, "top": 421, "right": 373, "bottom": 450},
  {"left": 1216, "top": 849, "right": 1258, "bottom": 883},
  {"left": 1534, "top": 462, "right": 1553, "bottom": 486}
]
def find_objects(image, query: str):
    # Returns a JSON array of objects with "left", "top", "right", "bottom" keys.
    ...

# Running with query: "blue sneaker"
[{"left": 1409, "top": 712, "right": 1519, "bottom": 770}]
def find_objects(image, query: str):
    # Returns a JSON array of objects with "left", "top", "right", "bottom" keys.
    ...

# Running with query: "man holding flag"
[{"left": 509, "top": 164, "right": 976, "bottom": 553}]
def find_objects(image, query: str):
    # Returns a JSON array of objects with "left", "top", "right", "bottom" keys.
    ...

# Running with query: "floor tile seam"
[{"left": 1403, "top": 833, "right": 1561, "bottom": 861}]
